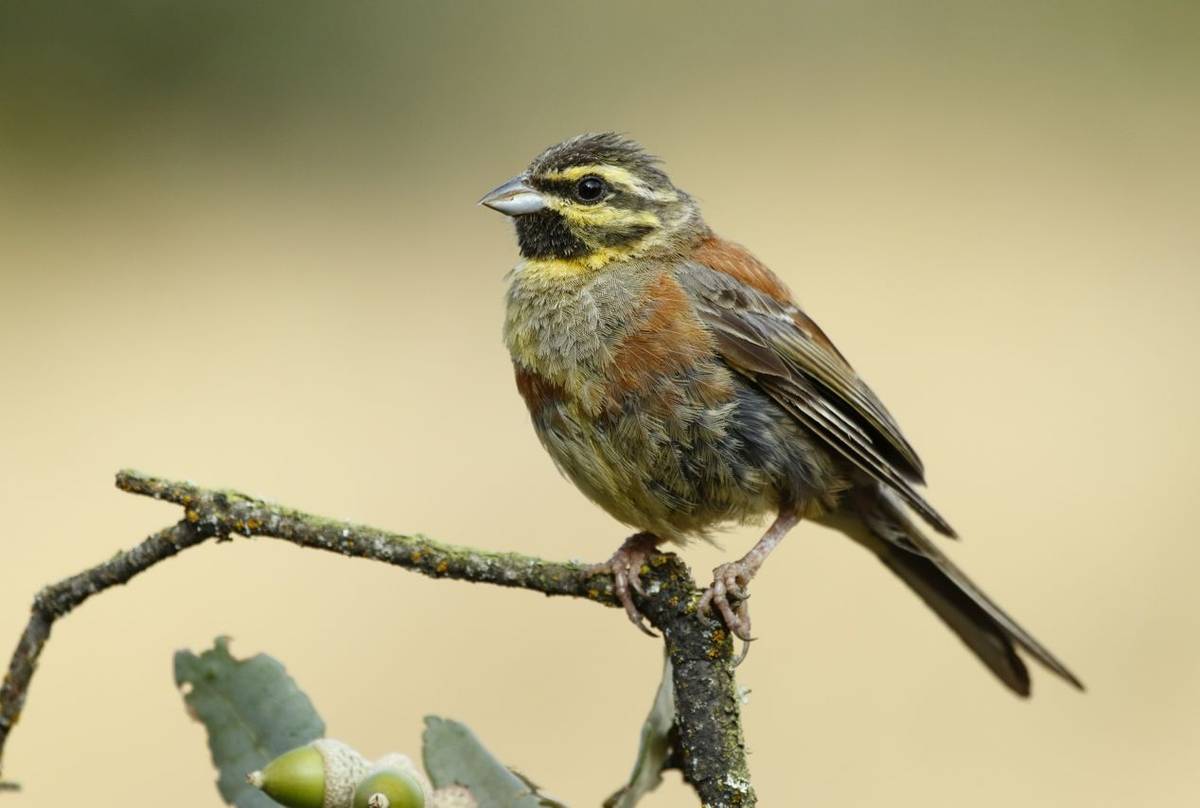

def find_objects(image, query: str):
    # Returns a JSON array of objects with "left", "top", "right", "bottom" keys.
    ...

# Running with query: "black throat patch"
[{"left": 515, "top": 210, "right": 590, "bottom": 260}]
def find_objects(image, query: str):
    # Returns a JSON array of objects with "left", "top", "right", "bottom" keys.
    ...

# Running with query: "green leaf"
[
  {"left": 422, "top": 717, "right": 564, "bottom": 808},
  {"left": 175, "top": 637, "right": 325, "bottom": 807},
  {"left": 605, "top": 654, "right": 676, "bottom": 808}
]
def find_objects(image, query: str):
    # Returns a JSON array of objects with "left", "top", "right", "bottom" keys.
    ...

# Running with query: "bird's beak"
[{"left": 478, "top": 175, "right": 546, "bottom": 216}]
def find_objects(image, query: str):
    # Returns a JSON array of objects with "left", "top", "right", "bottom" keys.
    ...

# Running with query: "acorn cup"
[
  {"left": 247, "top": 739, "right": 370, "bottom": 808},
  {"left": 427, "top": 785, "right": 478, "bottom": 808}
]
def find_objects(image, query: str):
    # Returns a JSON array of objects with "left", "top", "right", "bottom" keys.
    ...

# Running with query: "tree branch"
[{"left": 0, "top": 470, "right": 754, "bottom": 806}]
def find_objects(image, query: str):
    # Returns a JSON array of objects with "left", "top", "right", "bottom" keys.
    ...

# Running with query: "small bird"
[{"left": 481, "top": 133, "right": 1082, "bottom": 696}]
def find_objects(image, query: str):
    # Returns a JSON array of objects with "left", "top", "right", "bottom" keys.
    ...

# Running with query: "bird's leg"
[
  {"left": 582, "top": 531, "right": 661, "bottom": 636},
  {"left": 699, "top": 507, "right": 801, "bottom": 642}
]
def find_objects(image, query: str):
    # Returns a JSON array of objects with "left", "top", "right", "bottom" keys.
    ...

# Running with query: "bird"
[{"left": 480, "top": 132, "right": 1082, "bottom": 696}]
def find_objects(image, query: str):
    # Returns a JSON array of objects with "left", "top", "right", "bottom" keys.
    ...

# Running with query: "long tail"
[{"left": 821, "top": 485, "right": 1084, "bottom": 697}]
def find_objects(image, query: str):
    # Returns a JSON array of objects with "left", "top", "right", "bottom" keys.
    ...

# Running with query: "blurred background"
[{"left": 1, "top": 1, "right": 1197, "bottom": 805}]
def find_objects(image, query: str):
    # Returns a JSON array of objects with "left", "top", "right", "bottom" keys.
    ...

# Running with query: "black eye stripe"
[
  {"left": 529, "top": 177, "right": 579, "bottom": 196},
  {"left": 530, "top": 176, "right": 609, "bottom": 201},
  {"left": 529, "top": 177, "right": 654, "bottom": 211}
]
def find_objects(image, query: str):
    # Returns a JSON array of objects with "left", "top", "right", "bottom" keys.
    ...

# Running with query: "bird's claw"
[
  {"left": 698, "top": 560, "right": 757, "bottom": 643},
  {"left": 583, "top": 533, "right": 659, "bottom": 637},
  {"left": 733, "top": 637, "right": 754, "bottom": 667}
]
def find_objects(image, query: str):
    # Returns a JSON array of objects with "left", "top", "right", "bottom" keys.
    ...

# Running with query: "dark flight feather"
[
  {"left": 679, "top": 260, "right": 955, "bottom": 537},
  {"left": 824, "top": 485, "right": 1085, "bottom": 695}
]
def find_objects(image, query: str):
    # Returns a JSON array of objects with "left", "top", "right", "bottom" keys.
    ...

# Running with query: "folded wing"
[{"left": 678, "top": 255, "right": 955, "bottom": 537}]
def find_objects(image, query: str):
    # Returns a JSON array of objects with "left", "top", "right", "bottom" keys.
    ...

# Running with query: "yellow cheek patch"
[{"left": 547, "top": 198, "right": 660, "bottom": 231}]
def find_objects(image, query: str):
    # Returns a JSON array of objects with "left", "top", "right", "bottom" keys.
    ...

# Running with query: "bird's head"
[{"left": 480, "top": 133, "right": 702, "bottom": 270}]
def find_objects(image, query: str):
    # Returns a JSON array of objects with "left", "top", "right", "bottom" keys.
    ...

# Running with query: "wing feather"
[{"left": 679, "top": 260, "right": 955, "bottom": 537}]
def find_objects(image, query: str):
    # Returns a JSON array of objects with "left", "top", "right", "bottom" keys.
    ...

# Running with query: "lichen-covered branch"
[
  {"left": 0, "top": 470, "right": 754, "bottom": 806},
  {"left": 0, "top": 520, "right": 206, "bottom": 776}
]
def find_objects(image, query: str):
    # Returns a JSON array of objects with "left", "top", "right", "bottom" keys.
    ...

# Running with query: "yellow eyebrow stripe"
[{"left": 544, "top": 164, "right": 641, "bottom": 185}]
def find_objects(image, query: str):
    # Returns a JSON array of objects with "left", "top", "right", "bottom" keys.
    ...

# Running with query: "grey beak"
[{"left": 478, "top": 175, "right": 546, "bottom": 216}]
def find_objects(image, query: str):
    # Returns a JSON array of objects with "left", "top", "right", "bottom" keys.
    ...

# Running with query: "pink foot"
[
  {"left": 698, "top": 508, "right": 800, "bottom": 650},
  {"left": 698, "top": 559, "right": 757, "bottom": 643},
  {"left": 582, "top": 532, "right": 661, "bottom": 636}
]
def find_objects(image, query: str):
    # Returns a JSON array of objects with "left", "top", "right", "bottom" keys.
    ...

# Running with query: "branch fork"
[{"left": 0, "top": 470, "right": 755, "bottom": 806}]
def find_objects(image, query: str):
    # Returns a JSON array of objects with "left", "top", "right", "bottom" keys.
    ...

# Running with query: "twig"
[{"left": 0, "top": 470, "right": 754, "bottom": 806}]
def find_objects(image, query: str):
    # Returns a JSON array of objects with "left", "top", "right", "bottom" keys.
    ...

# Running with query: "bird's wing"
[{"left": 678, "top": 248, "right": 955, "bottom": 537}]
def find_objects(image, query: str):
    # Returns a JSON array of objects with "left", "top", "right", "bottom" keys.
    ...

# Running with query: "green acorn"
[
  {"left": 247, "top": 739, "right": 369, "bottom": 808},
  {"left": 351, "top": 764, "right": 426, "bottom": 808}
]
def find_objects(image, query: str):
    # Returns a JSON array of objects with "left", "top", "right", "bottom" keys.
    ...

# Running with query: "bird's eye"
[{"left": 574, "top": 175, "right": 607, "bottom": 203}]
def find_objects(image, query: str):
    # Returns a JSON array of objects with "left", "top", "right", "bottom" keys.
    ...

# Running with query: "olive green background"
[{"left": 1, "top": 2, "right": 1197, "bottom": 805}]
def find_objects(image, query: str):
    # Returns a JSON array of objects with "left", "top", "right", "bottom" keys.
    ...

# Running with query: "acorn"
[
  {"left": 247, "top": 739, "right": 369, "bottom": 808},
  {"left": 351, "top": 763, "right": 426, "bottom": 808},
  {"left": 357, "top": 755, "right": 477, "bottom": 808}
]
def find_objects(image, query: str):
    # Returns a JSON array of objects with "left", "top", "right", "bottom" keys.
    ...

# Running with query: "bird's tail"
[{"left": 820, "top": 484, "right": 1084, "bottom": 697}]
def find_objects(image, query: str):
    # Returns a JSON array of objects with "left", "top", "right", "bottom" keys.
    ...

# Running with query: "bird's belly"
[{"left": 527, "top": 374, "right": 846, "bottom": 543}]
